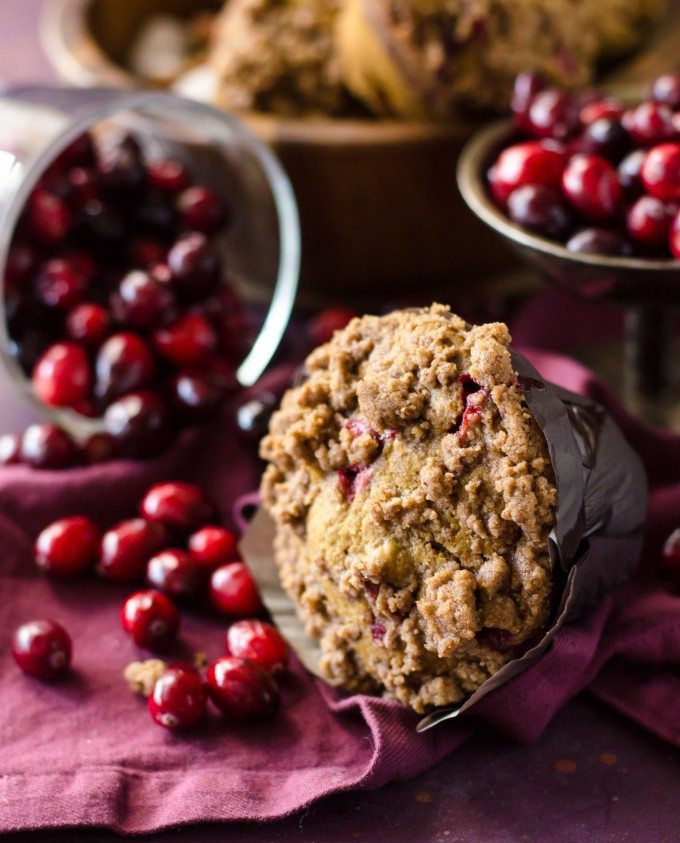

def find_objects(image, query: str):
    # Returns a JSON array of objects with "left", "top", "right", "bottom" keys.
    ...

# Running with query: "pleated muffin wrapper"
[{"left": 239, "top": 350, "right": 648, "bottom": 733}]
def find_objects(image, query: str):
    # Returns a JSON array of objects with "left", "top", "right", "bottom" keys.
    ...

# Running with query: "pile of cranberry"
[
  {"left": 5, "top": 130, "right": 244, "bottom": 459},
  {"left": 12, "top": 480, "right": 288, "bottom": 729},
  {"left": 487, "top": 72, "right": 680, "bottom": 259}
]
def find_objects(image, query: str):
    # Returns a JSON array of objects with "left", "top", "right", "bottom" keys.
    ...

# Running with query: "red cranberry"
[
  {"left": 153, "top": 313, "right": 217, "bottom": 366},
  {"left": 641, "top": 143, "right": 680, "bottom": 201},
  {"left": 167, "top": 233, "right": 221, "bottom": 299},
  {"left": 81, "top": 432, "right": 119, "bottom": 464},
  {"left": 188, "top": 526, "right": 238, "bottom": 569},
  {"left": 488, "top": 141, "right": 565, "bottom": 206},
  {"left": 624, "top": 102, "right": 675, "bottom": 145},
  {"left": 95, "top": 333, "right": 155, "bottom": 401},
  {"left": 104, "top": 391, "right": 173, "bottom": 458},
  {"left": 225, "top": 620, "right": 289, "bottom": 674},
  {"left": 12, "top": 619, "right": 72, "bottom": 680},
  {"left": 580, "top": 117, "right": 629, "bottom": 161},
  {"left": 98, "top": 518, "right": 167, "bottom": 583},
  {"left": 148, "top": 159, "right": 190, "bottom": 193},
  {"left": 66, "top": 303, "right": 110, "bottom": 347},
  {"left": 127, "top": 237, "right": 167, "bottom": 268},
  {"left": 6, "top": 241, "right": 37, "bottom": 285},
  {"left": 35, "top": 256, "right": 91, "bottom": 310},
  {"left": 566, "top": 228, "right": 633, "bottom": 257},
  {"left": 98, "top": 136, "right": 146, "bottom": 194},
  {"left": 177, "top": 186, "right": 228, "bottom": 233},
  {"left": 511, "top": 71, "right": 546, "bottom": 131},
  {"left": 20, "top": 424, "right": 78, "bottom": 469},
  {"left": 580, "top": 99, "right": 623, "bottom": 126},
  {"left": 661, "top": 528, "right": 680, "bottom": 582},
  {"left": 148, "top": 667, "right": 207, "bottom": 729},
  {"left": 111, "top": 270, "right": 175, "bottom": 329},
  {"left": 652, "top": 74, "right": 680, "bottom": 109},
  {"left": 0, "top": 432, "right": 22, "bottom": 465},
  {"left": 626, "top": 196, "right": 675, "bottom": 247},
  {"left": 170, "top": 369, "right": 224, "bottom": 418},
  {"left": 506, "top": 185, "right": 572, "bottom": 238},
  {"left": 206, "top": 656, "right": 279, "bottom": 721},
  {"left": 121, "top": 589, "right": 180, "bottom": 650},
  {"left": 146, "top": 549, "right": 204, "bottom": 602},
  {"left": 236, "top": 391, "right": 277, "bottom": 446},
  {"left": 54, "top": 133, "right": 96, "bottom": 169},
  {"left": 618, "top": 149, "right": 647, "bottom": 199},
  {"left": 135, "top": 196, "right": 177, "bottom": 236},
  {"left": 210, "top": 561, "right": 263, "bottom": 618},
  {"left": 307, "top": 307, "right": 359, "bottom": 346},
  {"left": 32, "top": 342, "right": 92, "bottom": 408},
  {"left": 669, "top": 211, "right": 680, "bottom": 258},
  {"left": 140, "top": 482, "right": 215, "bottom": 533},
  {"left": 561, "top": 154, "right": 622, "bottom": 221},
  {"left": 79, "top": 199, "right": 126, "bottom": 245},
  {"left": 527, "top": 89, "right": 578, "bottom": 141},
  {"left": 35, "top": 515, "right": 100, "bottom": 578},
  {"left": 27, "top": 188, "right": 72, "bottom": 244},
  {"left": 67, "top": 166, "right": 100, "bottom": 206}
]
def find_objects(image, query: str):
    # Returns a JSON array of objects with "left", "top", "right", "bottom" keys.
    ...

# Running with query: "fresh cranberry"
[
  {"left": 189, "top": 526, "right": 238, "bottom": 569},
  {"left": 6, "top": 241, "right": 37, "bottom": 285},
  {"left": 12, "top": 619, "right": 72, "bottom": 680},
  {"left": 81, "top": 432, "right": 119, "bottom": 464},
  {"left": 95, "top": 333, "right": 155, "bottom": 401},
  {"left": 626, "top": 196, "right": 675, "bottom": 247},
  {"left": 669, "top": 211, "right": 680, "bottom": 258},
  {"left": 225, "top": 620, "right": 289, "bottom": 674},
  {"left": 66, "top": 303, "right": 110, "bottom": 347},
  {"left": 170, "top": 369, "right": 224, "bottom": 418},
  {"left": 488, "top": 141, "right": 565, "bottom": 206},
  {"left": 580, "top": 117, "right": 629, "bottom": 161},
  {"left": 153, "top": 313, "right": 217, "bottom": 366},
  {"left": 167, "top": 233, "right": 221, "bottom": 299},
  {"left": 147, "top": 159, "right": 190, "bottom": 193},
  {"left": 566, "top": 228, "right": 633, "bottom": 257},
  {"left": 34, "top": 256, "right": 91, "bottom": 309},
  {"left": 527, "top": 89, "right": 578, "bottom": 140},
  {"left": 177, "top": 186, "right": 228, "bottom": 233},
  {"left": 146, "top": 549, "right": 204, "bottom": 602},
  {"left": 206, "top": 656, "right": 279, "bottom": 721},
  {"left": 135, "top": 196, "right": 177, "bottom": 236},
  {"left": 661, "top": 528, "right": 680, "bottom": 582},
  {"left": 67, "top": 166, "right": 100, "bottom": 206},
  {"left": 27, "top": 188, "right": 72, "bottom": 244},
  {"left": 236, "top": 392, "right": 277, "bottom": 446},
  {"left": 54, "top": 133, "right": 96, "bottom": 168},
  {"left": 110, "top": 270, "right": 175, "bottom": 329},
  {"left": 148, "top": 667, "right": 207, "bottom": 729},
  {"left": 79, "top": 199, "right": 126, "bottom": 245},
  {"left": 506, "top": 185, "right": 572, "bottom": 238},
  {"left": 511, "top": 71, "right": 546, "bottom": 131},
  {"left": 307, "top": 307, "right": 359, "bottom": 346},
  {"left": 641, "top": 144, "right": 680, "bottom": 201},
  {"left": 32, "top": 342, "right": 92, "bottom": 408},
  {"left": 20, "top": 424, "right": 78, "bottom": 469},
  {"left": 35, "top": 515, "right": 100, "bottom": 578},
  {"left": 561, "top": 154, "right": 622, "bottom": 221},
  {"left": 127, "top": 237, "right": 167, "bottom": 268},
  {"left": 121, "top": 589, "right": 180, "bottom": 650},
  {"left": 652, "top": 74, "right": 680, "bottom": 109},
  {"left": 98, "top": 136, "right": 146, "bottom": 194},
  {"left": 580, "top": 99, "right": 624, "bottom": 126},
  {"left": 210, "top": 561, "right": 263, "bottom": 617},
  {"left": 618, "top": 149, "right": 647, "bottom": 199},
  {"left": 624, "top": 102, "right": 676, "bottom": 145},
  {"left": 104, "top": 391, "right": 173, "bottom": 458},
  {"left": 98, "top": 518, "right": 167, "bottom": 583},
  {"left": 0, "top": 432, "right": 22, "bottom": 465},
  {"left": 140, "top": 482, "right": 215, "bottom": 533}
]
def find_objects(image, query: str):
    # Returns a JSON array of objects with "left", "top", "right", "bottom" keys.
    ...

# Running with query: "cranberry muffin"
[{"left": 260, "top": 305, "right": 557, "bottom": 713}]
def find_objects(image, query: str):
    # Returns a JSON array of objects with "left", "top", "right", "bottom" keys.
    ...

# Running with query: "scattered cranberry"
[
  {"left": 121, "top": 589, "right": 180, "bottom": 650},
  {"left": 98, "top": 518, "right": 167, "bottom": 583},
  {"left": 146, "top": 549, "right": 204, "bottom": 602},
  {"left": 20, "top": 424, "right": 78, "bottom": 469},
  {"left": 27, "top": 188, "right": 72, "bottom": 244},
  {"left": 661, "top": 528, "right": 680, "bottom": 582},
  {"left": 177, "top": 186, "right": 228, "bottom": 233},
  {"left": 66, "top": 303, "right": 110, "bottom": 347},
  {"left": 641, "top": 144, "right": 680, "bottom": 201},
  {"left": 148, "top": 159, "right": 190, "bottom": 194},
  {"left": 210, "top": 561, "right": 263, "bottom": 618},
  {"left": 624, "top": 102, "right": 675, "bottom": 145},
  {"left": 35, "top": 515, "right": 100, "bottom": 578},
  {"left": 0, "top": 432, "right": 21, "bottom": 465},
  {"left": 487, "top": 141, "right": 565, "bottom": 206},
  {"left": 104, "top": 391, "right": 174, "bottom": 458},
  {"left": 188, "top": 526, "right": 238, "bottom": 569},
  {"left": 566, "top": 228, "right": 633, "bottom": 257},
  {"left": 148, "top": 667, "right": 207, "bottom": 729},
  {"left": 32, "top": 342, "right": 92, "bottom": 408},
  {"left": 561, "top": 154, "right": 622, "bottom": 221},
  {"left": 95, "top": 333, "right": 155, "bottom": 401},
  {"left": 167, "top": 233, "right": 221, "bottom": 300},
  {"left": 110, "top": 270, "right": 175, "bottom": 329},
  {"left": 225, "top": 620, "right": 289, "bottom": 674},
  {"left": 506, "top": 185, "right": 572, "bottom": 238},
  {"left": 652, "top": 74, "right": 680, "bottom": 110},
  {"left": 626, "top": 196, "right": 675, "bottom": 246},
  {"left": 206, "top": 656, "right": 279, "bottom": 721},
  {"left": 34, "top": 256, "right": 91, "bottom": 310},
  {"left": 12, "top": 619, "right": 72, "bottom": 679},
  {"left": 141, "top": 482, "right": 215, "bottom": 533}
]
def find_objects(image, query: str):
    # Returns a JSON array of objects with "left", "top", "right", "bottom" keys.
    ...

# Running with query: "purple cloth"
[{"left": 0, "top": 353, "right": 678, "bottom": 834}]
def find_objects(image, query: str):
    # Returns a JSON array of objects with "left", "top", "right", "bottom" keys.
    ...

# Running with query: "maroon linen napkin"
[{"left": 0, "top": 354, "right": 677, "bottom": 834}]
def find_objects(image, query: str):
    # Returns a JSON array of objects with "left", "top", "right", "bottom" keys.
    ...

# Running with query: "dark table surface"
[{"left": 1, "top": 2, "right": 679, "bottom": 841}]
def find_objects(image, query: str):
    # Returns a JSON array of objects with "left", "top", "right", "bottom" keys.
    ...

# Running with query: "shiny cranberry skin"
[
  {"left": 146, "top": 548, "right": 204, "bottom": 601},
  {"left": 225, "top": 620, "right": 289, "bottom": 674},
  {"left": 506, "top": 185, "right": 572, "bottom": 238},
  {"left": 210, "top": 561, "right": 263, "bottom": 618},
  {"left": 104, "top": 391, "right": 173, "bottom": 458},
  {"left": 98, "top": 518, "right": 167, "bottom": 583},
  {"left": 307, "top": 307, "right": 359, "bottom": 346},
  {"left": 566, "top": 228, "right": 633, "bottom": 257},
  {"left": 35, "top": 257, "right": 91, "bottom": 309},
  {"left": 35, "top": 516, "right": 100, "bottom": 578},
  {"left": 27, "top": 188, "right": 72, "bottom": 244},
  {"left": 170, "top": 369, "right": 224, "bottom": 418},
  {"left": 111, "top": 270, "right": 175, "bottom": 329},
  {"left": 153, "top": 313, "right": 217, "bottom": 366},
  {"left": 641, "top": 143, "right": 680, "bottom": 202},
  {"left": 0, "top": 432, "right": 22, "bottom": 465},
  {"left": 12, "top": 619, "right": 72, "bottom": 680},
  {"left": 527, "top": 89, "right": 578, "bottom": 141},
  {"left": 20, "top": 424, "right": 78, "bottom": 469},
  {"left": 141, "top": 482, "right": 215, "bottom": 533},
  {"left": 189, "top": 526, "right": 238, "bottom": 569},
  {"left": 561, "top": 154, "right": 622, "bottom": 221},
  {"left": 177, "top": 186, "right": 228, "bottom": 233},
  {"left": 626, "top": 196, "right": 675, "bottom": 247},
  {"left": 148, "top": 159, "right": 190, "bottom": 193},
  {"left": 148, "top": 667, "right": 207, "bottom": 729},
  {"left": 652, "top": 74, "right": 680, "bottom": 109},
  {"left": 580, "top": 117, "right": 629, "bottom": 162},
  {"left": 66, "top": 303, "right": 110, "bottom": 347},
  {"left": 206, "top": 656, "right": 279, "bottom": 721},
  {"left": 81, "top": 432, "right": 119, "bottom": 465},
  {"left": 580, "top": 99, "right": 623, "bottom": 126},
  {"left": 618, "top": 149, "right": 647, "bottom": 199},
  {"left": 669, "top": 211, "right": 680, "bottom": 258},
  {"left": 624, "top": 102, "right": 675, "bottom": 145},
  {"left": 511, "top": 71, "right": 546, "bottom": 131},
  {"left": 661, "top": 528, "right": 680, "bottom": 582},
  {"left": 95, "top": 333, "right": 155, "bottom": 401},
  {"left": 167, "top": 233, "right": 221, "bottom": 299},
  {"left": 121, "top": 589, "right": 180, "bottom": 650},
  {"left": 488, "top": 141, "right": 565, "bottom": 206},
  {"left": 32, "top": 342, "right": 92, "bottom": 408}
]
